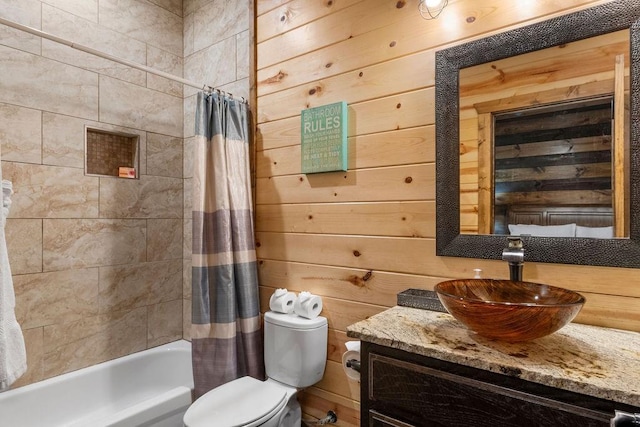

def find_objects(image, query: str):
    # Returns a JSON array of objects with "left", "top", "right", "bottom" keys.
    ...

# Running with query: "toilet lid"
[{"left": 184, "top": 376, "right": 288, "bottom": 427}]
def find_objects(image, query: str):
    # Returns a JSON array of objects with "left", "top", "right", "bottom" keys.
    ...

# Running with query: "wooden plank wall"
[{"left": 254, "top": 1, "right": 640, "bottom": 425}]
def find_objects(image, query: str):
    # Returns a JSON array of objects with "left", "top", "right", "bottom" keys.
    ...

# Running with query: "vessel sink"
[{"left": 434, "top": 279, "right": 585, "bottom": 342}]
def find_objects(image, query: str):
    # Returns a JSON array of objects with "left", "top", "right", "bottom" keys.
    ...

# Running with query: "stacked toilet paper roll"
[
  {"left": 269, "top": 288, "right": 296, "bottom": 314},
  {"left": 342, "top": 341, "right": 361, "bottom": 382},
  {"left": 293, "top": 291, "right": 323, "bottom": 319}
]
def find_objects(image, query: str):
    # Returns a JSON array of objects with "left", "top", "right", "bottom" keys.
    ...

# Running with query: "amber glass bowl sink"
[{"left": 434, "top": 279, "right": 585, "bottom": 342}]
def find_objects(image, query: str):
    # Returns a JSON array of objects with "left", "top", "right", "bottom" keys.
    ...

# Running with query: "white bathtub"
[{"left": 0, "top": 340, "right": 193, "bottom": 427}]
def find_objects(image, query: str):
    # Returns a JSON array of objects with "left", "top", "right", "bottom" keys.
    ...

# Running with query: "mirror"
[
  {"left": 459, "top": 30, "right": 629, "bottom": 239},
  {"left": 435, "top": 0, "right": 640, "bottom": 267}
]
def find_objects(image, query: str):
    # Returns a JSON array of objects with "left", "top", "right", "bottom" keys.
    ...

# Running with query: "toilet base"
[{"left": 276, "top": 396, "right": 301, "bottom": 427}]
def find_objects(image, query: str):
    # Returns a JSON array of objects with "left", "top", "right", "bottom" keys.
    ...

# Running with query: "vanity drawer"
[
  {"left": 369, "top": 410, "right": 416, "bottom": 427},
  {"left": 368, "top": 352, "right": 611, "bottom": 427}
]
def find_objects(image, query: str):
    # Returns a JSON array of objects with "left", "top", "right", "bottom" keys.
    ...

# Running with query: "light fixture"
[{"left": 419, "top": 0, "right": 448, "bottom": 20}]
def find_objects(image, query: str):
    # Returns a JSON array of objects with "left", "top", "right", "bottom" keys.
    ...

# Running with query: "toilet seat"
[{"left": 183, "top": 376, "right": 288, "bottom": 427}]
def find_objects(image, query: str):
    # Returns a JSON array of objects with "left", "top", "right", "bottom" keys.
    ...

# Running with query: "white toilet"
[{"left": 183, "top": 311, "right": 328, "bottom": 427}]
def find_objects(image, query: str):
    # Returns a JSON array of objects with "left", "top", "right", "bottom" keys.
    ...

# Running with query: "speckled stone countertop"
[{"left": 347, "top": 306, "right": 640, "bottom": 407}]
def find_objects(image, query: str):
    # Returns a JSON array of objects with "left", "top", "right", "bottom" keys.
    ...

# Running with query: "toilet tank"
[{"left": 264, "top": 311, "right": 328, "bottom": 388}]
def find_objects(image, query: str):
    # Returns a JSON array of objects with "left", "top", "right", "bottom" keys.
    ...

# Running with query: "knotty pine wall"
[{"left": 254, "top": 0, "right": 640, "bottom": 425}]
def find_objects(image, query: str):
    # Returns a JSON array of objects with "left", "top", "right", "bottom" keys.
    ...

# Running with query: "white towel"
[{"left": 0, "top": 178, "right": 27, "bottom": 390}]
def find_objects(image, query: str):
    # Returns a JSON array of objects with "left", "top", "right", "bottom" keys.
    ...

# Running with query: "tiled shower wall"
[
  {"left": 0, "top": 0, "right": 184, "bottom": 387},
  {"left": 181, "top": 0, "right": 251, "bottom": 338}
]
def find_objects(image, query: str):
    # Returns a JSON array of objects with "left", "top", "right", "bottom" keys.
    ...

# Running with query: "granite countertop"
[{"left": 346, "top": 306, "right": 640, "bottom": 407}]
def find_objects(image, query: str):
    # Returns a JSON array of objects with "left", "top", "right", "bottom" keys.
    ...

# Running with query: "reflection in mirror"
[
  {"left": 435, "top": 0, "right": 640, "bottom": 267},
  {"left": 458, "top": 30, "right": 630, "bottom": 239}
]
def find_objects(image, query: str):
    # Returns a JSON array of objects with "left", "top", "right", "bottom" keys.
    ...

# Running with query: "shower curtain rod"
[{"left": 0, "top": 16, "right": 245, "bottom": 102}]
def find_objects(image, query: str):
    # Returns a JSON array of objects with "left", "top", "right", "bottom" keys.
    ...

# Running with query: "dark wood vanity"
[
  {"left": 361, "top": 341, "right": 639, "bottom": 427},
  {"left": 348, "top": 306, "right": 640, "bottom": 427}
]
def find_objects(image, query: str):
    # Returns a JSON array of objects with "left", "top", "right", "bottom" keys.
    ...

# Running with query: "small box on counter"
[
  {"left": 397, "top": 289, "right": 447, "bottom": 313},
  {"left": 118, "top": 167, "right": 136, "bottom": 178}
]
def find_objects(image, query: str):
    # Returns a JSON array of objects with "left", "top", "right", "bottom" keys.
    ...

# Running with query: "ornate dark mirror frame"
[{"left": 436, "top": 0, "right": 640, "bottom": 268}]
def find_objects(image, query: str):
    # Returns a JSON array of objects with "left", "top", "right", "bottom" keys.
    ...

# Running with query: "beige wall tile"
[
  {"left": 43, "top": 219, "right": 147, "bottom": 271},
  {"left": 184, "top": 95, "right": 196, "bottom": 138},
  {"left": 99, "top": 0, "right": 183, "bottom": 56},
  {"left": 11, "top": 327, "right": 44, "bottom": 388},
  {"left": 2, "top": 162, "right": 99, "bottom": 218},
  {"left": 182, "top": 231, "right": 190, "bottom": 352},
  {"left": 41, "top": 113, "right": 85, "bottom": 168},
  {"left": 183, "top": 0, "right": 211, "bottom": 17},
  {"left": 184, "top": 178, "right": 193, "bottom": 219},
  {"left": 42, "top": 5, "right": 139, "bottom": 60},
  {"left": 147, "top": 133, "right": 183, "bottom": 178},
  {"left": 0, "top": 0, "right": 41, "bottom": 55},
  {"left": 183, "top": 258, "right": 192, "bottom": 299},
  {"left": 0, "top": 45, "right": 98, "bottom": 120},
  {"left": 182, "top": 298, "right": 191, "bottom": 341},
  {"left": 99, "top": 175, "right": 183, "bottom": 219},
  {"left": 99, "top": 259, "right": 182, "bottom": 312},
  {"left": 183, "top": 218, "right": 192, "bottom": 260},
  {"left": 6, "top": 219, "right": 42, "bottom": 275},
  {"left": 148, "top": 219, "right": 183, "bottom": 261},
  {"left": 218, "top": 77, "right": 250, "bottom": 102},
  {"left": 42, "top": 5, "right": 146, "bottom": 87},
  {"left": 183, "top": 11, "right": 195, "bottom": 57},
  {"left": 148, "top": 0, "right": 183, "bottom": 17},
  {"left": 184, "top": 37, "right": 237, "bottom": 98},
  {"left": 99, "top": 76, "right": 183, "bottom": 138},
  {"left": 42, "top": 0, "right": 98, "bottom": 22},
  {"left": 148, "top": 299, "right": 183, "bottom": 347},
  {"left": 43, "top": 308, "right": 147, "bottom": 378},
  {"left": 183, "top": 136, "right": 194, "bottom": 179},
  {"left": 193, "top": 0, "right": 249, "bottom": 54},
  {"left": 147, "top": 45, "right": 183, "bottom": 97},
  {"left": 42, "top": 113, "right": 147, "bottom": 170},
  {"left": 14, "top": 268, "right": 99, "bottom": 329},
  {"left": 236, "top": 30, "right": 250, "bottom": 80},
  {"left": 0, "top": 103, "right": 42, "bottom": 164},
  {"left": 138, "top": 131, "right": 148, "bottom": 177}
]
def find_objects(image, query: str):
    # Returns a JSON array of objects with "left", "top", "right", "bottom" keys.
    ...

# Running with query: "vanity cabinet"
[{"left": 361, "top": 342, "right": 639, "bottom": 427}]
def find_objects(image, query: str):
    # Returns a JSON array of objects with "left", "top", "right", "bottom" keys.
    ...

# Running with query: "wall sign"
[{"left": 301, "top": 101, "right": 348, "bottom": 173}]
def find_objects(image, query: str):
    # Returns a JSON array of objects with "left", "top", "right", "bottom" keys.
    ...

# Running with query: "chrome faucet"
[{"left": 502, "top": 236, "right": 524, "bottom": 281}]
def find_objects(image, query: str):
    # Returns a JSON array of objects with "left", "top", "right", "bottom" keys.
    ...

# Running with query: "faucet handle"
[
  {"left": 507, "top": 236, "right": 524, "bottom": 249},
  {"left": 503, "top": 236, "right": 524, "bottom": 262}
]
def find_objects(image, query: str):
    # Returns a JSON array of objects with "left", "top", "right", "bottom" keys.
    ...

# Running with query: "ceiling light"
[{"left": 419, "top": 0, "right": 448, "bottom": 20}]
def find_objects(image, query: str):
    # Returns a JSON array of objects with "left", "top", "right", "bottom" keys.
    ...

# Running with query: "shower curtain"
[{"left": 191, "top": 91, "right": 264, "bottom": 399}]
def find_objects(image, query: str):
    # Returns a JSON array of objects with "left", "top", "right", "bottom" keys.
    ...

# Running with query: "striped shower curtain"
[{"left": 191, "top": 91, "right": 264, "bottom": 399}]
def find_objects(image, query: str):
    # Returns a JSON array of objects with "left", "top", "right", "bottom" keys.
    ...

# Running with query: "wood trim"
[
  {"left": 477, "top": 113, "right": 493, "bottom": 234},
  {"left": 613, "top": 54, "right": 626, "bottom": 238},
  {"left": 250, "top": 0, "right": 258, "bottom": 213}
]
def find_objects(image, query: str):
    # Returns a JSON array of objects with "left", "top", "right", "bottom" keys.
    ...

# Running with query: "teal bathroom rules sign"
[{"left": 301, "top": 101, "right": 348, "bottom": 173}]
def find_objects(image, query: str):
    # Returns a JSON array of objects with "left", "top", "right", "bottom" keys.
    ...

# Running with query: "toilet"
[{"left": 183, "top": 311, "right": 328, "bottom": 427}]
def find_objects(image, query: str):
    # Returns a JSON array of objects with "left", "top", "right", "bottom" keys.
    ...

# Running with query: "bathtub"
[{"left": 0, "top": 340, "right": 193, "bottom": 427}]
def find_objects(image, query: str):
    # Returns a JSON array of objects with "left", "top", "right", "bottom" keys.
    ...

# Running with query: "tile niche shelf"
[{"left": 85, "top": 127, "right": 139, "bottom": 178}]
